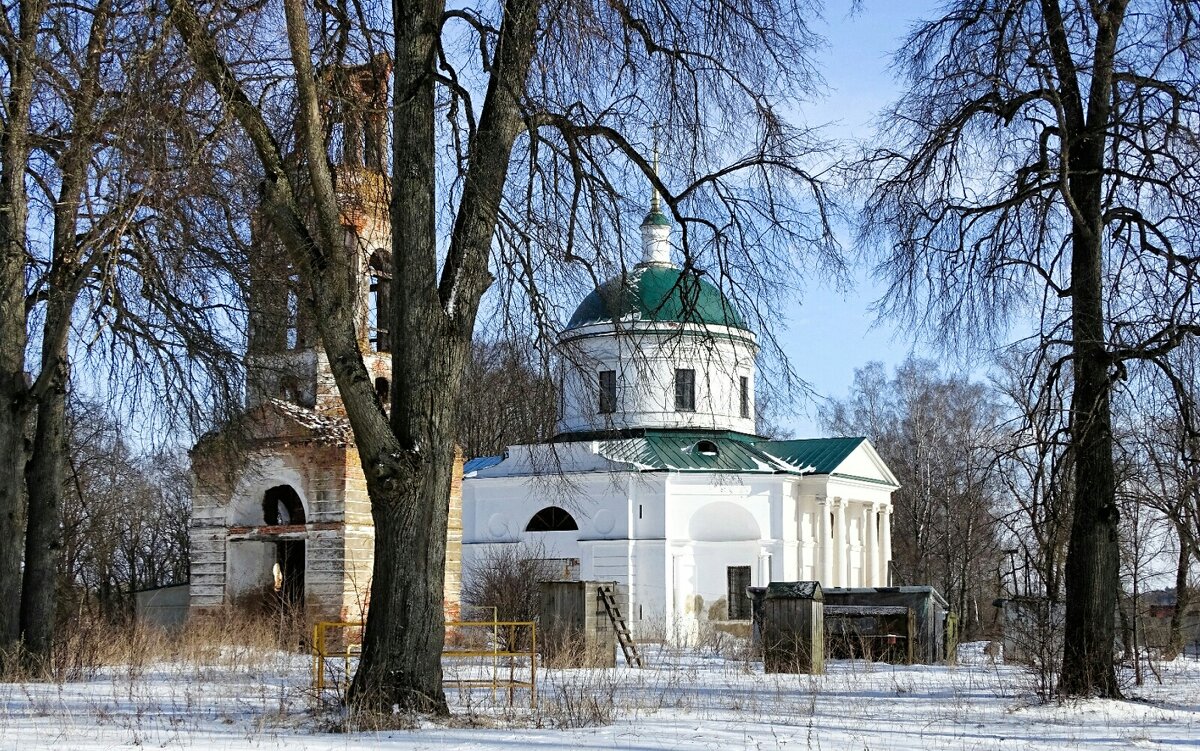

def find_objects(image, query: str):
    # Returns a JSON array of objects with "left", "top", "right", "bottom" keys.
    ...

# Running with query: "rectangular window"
[
  {"left": 727, "top": 565, "right": 752, "bottom": 620},
  {"left": 739, "top": 376, "right": 750, "bottom": 418},
  {"left": 598, "top": 370, "right": 617, "bottom": 413},
  {"left": 675, "top": 368, "right": 696, "bottom": 411}
]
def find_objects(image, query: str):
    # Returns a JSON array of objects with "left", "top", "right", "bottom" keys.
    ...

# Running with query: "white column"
[
  {"left": 669, "top": 552, "right": 679, "bottom": 626},
  {"left": 834, "top": 497, "right": 848, "bottom": 587},
  {"left": 864, "top": 503, "right": 878, "bottom": 587},
  {"left": 818, "top": 496, "right": 833, "bottom": 586},
  {"left": 881, "top": 506, "right": 893, "bottom": 586}
]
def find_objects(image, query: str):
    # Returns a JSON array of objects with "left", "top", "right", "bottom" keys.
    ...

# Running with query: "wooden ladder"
[{"left": 598, "top": 585, "right": 643, "bottom": 668}]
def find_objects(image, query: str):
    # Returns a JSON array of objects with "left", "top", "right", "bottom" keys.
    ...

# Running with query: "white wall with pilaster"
[
  {"left": 461, "top": 437, "right": 897, "bottom": 644},
  {"left": 557, "top": 322, "right": 757, "bottom": 436}
]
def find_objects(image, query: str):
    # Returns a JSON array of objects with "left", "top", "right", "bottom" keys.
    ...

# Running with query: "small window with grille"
[
  {"left": 599, "top": 370, "right": 617, "bottom": 414},
  {"left": 727, "top": 565, "right": 752, "bottom": 620},
  {"left": 675, "top": 368, "right": 696, "bottom": 411}
]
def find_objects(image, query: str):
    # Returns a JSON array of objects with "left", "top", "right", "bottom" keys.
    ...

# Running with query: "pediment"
[{"left": 830, "top": 439, "right": 900, "bottom": 489}]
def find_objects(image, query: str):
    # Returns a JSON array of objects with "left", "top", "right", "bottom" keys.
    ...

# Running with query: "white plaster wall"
[
  {"left": 628, "top": 540, "right": 666, "bottom": 633},
  {"left": 462, "top": 465, "right": 662, "bottom": 594},
  {"left": 461, "top": 442, "right": 898, "bottom": 643},
  {"left": 227, "top": 457, "right": 311, "bottom": 526},
  {"left": 557, "top": 322, "right": 757, "bottom": 435},
  {"left": 677, "top": 541, "right": 763, "bottom": 620},
  {"left": 226, "top": 540, "right": 275, "bottom": 597},
  {"left": 663, "top": 475, "right": 773, "bottom": 542}
]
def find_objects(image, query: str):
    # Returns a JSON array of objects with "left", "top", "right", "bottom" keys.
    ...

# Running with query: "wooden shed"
[
  {"left": 822, "top": 586, "right": 953, "bottom": 665},
  {"left": 825, "top": 604, "right": 915, "bottom": 664},
  {"left": 752, "top": 581, "right": 824, "bottom": 674},
  {"left": 539, "top": 580, "right": 620, "bottom": 667}
]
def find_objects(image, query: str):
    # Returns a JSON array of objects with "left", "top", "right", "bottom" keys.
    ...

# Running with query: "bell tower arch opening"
[{"left": 250, "top": 485, "right": 306, "bottom": 611}]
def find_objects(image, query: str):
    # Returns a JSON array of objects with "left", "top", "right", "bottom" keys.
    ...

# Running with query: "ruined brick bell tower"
[{"left": 189, "top": 56, "right": 462, "bottom": 625}]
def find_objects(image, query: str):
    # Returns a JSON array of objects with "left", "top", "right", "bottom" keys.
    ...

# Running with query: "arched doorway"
[
  {"left": 262, "top": 485, "right": 305, "bottom": 608},
  {"left": 263, "top": 484, "right": 306, "bottom": 525}
]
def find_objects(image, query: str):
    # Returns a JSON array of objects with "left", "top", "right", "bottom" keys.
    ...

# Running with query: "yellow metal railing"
[
  {"left": 311, "top": 620, "right": 363, "bottom": 696},
  {"left": 311, "top": 619, "right": 537, "bottom": 708},
  {"left": 443, "top": 620, "right": 537, "bottom": 708}
]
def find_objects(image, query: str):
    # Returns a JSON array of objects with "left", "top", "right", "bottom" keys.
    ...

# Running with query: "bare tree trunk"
[
  {"left": 20, "top": 362, "right": 67, "bottom": 663},
  {"left": 0, "top": 0, "right": 46, "bottom": 660},
  {"left": 1051, "top": 0, "right": 1125, "bottom": 699},
  {"left": 0, "top": 390, "right": 29, "bottom": 659},
  {"left": 1167, "top": 526, "right": 1191, "bottom": 659},
  {"left": 1059, "top": 189, "right": 1122, "bottom": 697},
  {"left": 348, "top": 0, "right": 539, "bottom": 712},
  {"left": 1061, "top": 221, "right": 1121, "bottom": 697},
  {"left": 16, "top": 0, "right": 109, "bottom": 664},
  {"left": 345, "top": 0, "right": 451, "bottom": 714}
]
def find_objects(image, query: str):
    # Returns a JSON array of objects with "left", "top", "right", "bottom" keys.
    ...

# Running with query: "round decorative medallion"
[
  {"left": 488, "top": 513, "right": 509, "bottom": 538},
  {"left": 593, "top": 508, "right": 616, "bottom": 535}
]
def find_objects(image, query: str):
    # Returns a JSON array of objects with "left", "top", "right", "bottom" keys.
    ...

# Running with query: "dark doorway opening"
[{"left": 276, "top": 540, "right": 306, "bottom": 609}]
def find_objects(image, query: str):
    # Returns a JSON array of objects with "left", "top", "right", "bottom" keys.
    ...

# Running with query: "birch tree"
[{"left": 827, "top": 358, "right": 1004, "bottom": 637}]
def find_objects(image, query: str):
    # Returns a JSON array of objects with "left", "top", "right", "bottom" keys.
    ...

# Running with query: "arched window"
[
  {"left": 263, "top": 485, "right": 306, "bottom": 526},
  {"left": 375, "top": 376, "right": 390, "bottom": 404},
  {"left": 525, "top": 506, "right": 578, "bottom": 532},
  {"left": 368, "top": 250, "right": 392, "bottom": 352}
]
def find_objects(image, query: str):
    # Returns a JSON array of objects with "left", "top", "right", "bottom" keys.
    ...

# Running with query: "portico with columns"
[{"left": 461, "top": 184, "right": 899, "bottom": 641}]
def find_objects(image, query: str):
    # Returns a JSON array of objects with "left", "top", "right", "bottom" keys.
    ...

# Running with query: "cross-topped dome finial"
[{"left": 640, "top": 142, "right": 672, "bottom": 265}]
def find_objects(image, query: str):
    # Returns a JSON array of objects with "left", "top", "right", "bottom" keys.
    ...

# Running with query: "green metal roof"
[
  {"left": 566, "top": 265, "right": 747, "bottom": 330},
  {"left": 642, "top": 208, "right": 672, "bottom": 227},
  {"left": 751, "top": 437, "right": 867, "bottom": 475},
  {"left": 601, "top": 432, "right": 779, "bottom": 473},
  {"left": 587, "top": 431, "right": 868, "bottom": 476},
  {"left": 464, "top": 430, "right": 890, "bottom": 483}
]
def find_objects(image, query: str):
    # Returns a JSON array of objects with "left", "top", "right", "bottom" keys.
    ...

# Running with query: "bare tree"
[
  {"left": 826, "top": 358, "right": 1004, "bottom": 638},
  {"left": 60, "top": 400, "right": 191, "bottom": 623},
  {"left": 1120, "top": 349, "right": 1200, "bottom": 658},
  {"left": 0, "top": 0, "right": 246, "bottom": 669},
  {"left": 992, "top": 351, "right": 1074, "bottom": 606},
  {"left": 462, "top": 541, "right": 554, "bottom": 618},
  {"left": 167, "top": 0, "right": 838, "bottom": 713},
  {"left": 856, "top": 1, "right": 1200, "bottom": 696},
  {"left": 456, "top": 338, "right": 557, "bottom": 460}
]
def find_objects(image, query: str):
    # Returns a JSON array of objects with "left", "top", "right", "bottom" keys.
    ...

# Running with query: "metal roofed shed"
[
  {"left": 821, "top": 586, "right": 955, "bottom": 665},
  {"left": 825, "top": 604, "right": 915, "bottom": 664},
  {"left": 750, "top": 581, "right": 825, "bottom": 674}
]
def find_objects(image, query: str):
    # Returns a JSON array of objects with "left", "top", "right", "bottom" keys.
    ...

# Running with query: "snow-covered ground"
[{"left": 2, "top": 642, "right": 1198, "bottom": 750}]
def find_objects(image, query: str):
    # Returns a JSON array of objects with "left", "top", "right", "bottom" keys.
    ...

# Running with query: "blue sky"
[{"left": 774, "top": 1, "right": 946, "bottom": 437}]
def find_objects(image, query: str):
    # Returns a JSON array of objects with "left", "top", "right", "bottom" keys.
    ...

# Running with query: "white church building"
[{"left": 462, "top": 194, "right": 900, "bottom": 639}]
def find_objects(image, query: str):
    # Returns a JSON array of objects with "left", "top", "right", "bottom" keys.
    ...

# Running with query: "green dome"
[
  {"left": 566, "top": 264, "right": 747, "bottom": 330},
  {"left": 642, "top": 208, "right": 672, "bottom": 227}
]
